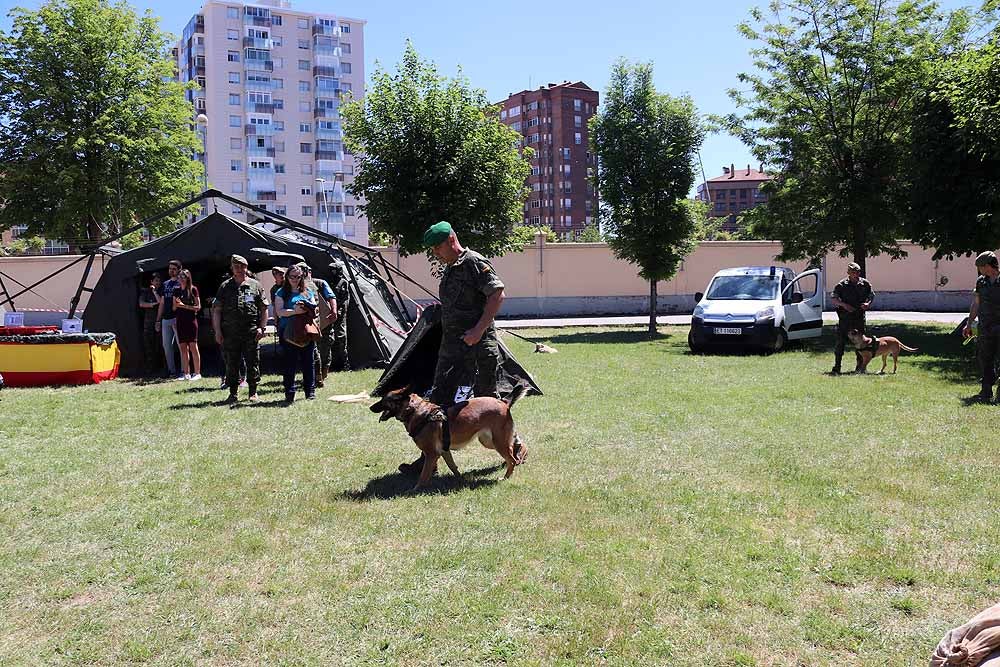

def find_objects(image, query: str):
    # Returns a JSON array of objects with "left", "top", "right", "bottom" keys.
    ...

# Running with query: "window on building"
[
  {"left": 340, "top": 42, "right": 351, "bottom": 54},
  {"left": 301, "top": 163, "right": 313, "bottom": 175},
  {"left": 228, "top": 71, "right": 240, "bottom": 84},
  {"left": 298, "top": 39, "right": 309, "bottom": 49},
  {"left": 275, "top": 205, "right": 287, "bottom": 215},
  {"left": 344, "top": 205, "right": 355, "bottom": 216},
  {"left": 530, "top": 200, "right": 540, "bottom": 209},
  {"left": 273, "top": 98, "right": 284, "bottom": 109},
  {"left": 227, "top": 29, "right": 238, "bottom": 40},
  {"left": 561, "top": 147, "right": 571, "bottom": 160},
  {"left": 509, "top": 106, "right": 520, "bottom": 117},
  {"left": 272, "top": 14, "right": 282, "bottom": 25},
  {"left": 341, "top": 82, "right": 352, "bottom": 92},
  {"left": 298, "top": 80, "right": 310, "bottom": 92},
  {"left": 229, "top": 115, "right": 241, "bottom": 127},
  {"left": 531, "top": 166, "right": 540, "bottom": 176},
  {"left": 230, "top": 138, "right": 241, "bottom": 149},
  {"left": 273, "top": 120, "right": 284, "bottom": 130},
  {"left": 273, "top": 36, "right": 283, "bottom": 46},
  {"left": 272, "top": 78, "right": 283, "bottom": 89},
  {"left": 573, "top": 99, "right": 582, "bottom": 111},
  {"left": 230, "top": 159, "right": 242, "bottom": 172},
  {"left": 527, "top": 101, "right": 538, "bottom": 111},
  {"left": 301, "top": 186, "right": 311, "bottom": 195},
  {"left": 228, "top": 93, "right": 240, "bottom": 105},
  {"left": 340, "top": 23, "right": 351, "bottom": 33},
  {"left": 341, "top": 62, "right": 352, "bottom": 74},
  {"left": 232, "top": 182, "right": 243, "bottom": 193},
  {"left": 563, "top": 164, "right": 571, "bottom": 175},
  {"left": 500, "top": 110, "right": 507, "bottom": 120},
  {"left": 196, "top": 75, "right": 206, "bottom": 88},
  {"left": 272, "top": 57, "right": 283, "bottom": 68},
  {"left": 574, "top": 132, "right": 582, "bottom": 145},
  {"left": 740, "top": 188, "right": 748, "bottom": 199},
  {"left": 298, "top": 100, "right": 311, "bottom": 112},
  {"left": 299, "top": 142, "right": 312, "bottom": 153},
  {"left": 274, "top": 140, "right": 284, "bottom": 151},
  {"left": 574, "top": 115, "right": 582, "bottom": 127},
  {"left": 227, "top": 50, "right": 239, "bottom": 62},
  {"left": 297, "top": 18, "right": 308, "bottom": 29},
  {"left": 299, "top": 122, "right": 311, "bottom": 132},
  {"left": 344, "top": 164, "right": 354, "bottom": 175},
  {"left": 302, "top": 205, "right": 313, "bottom": 216},
  {"left": 297, "top": 59, "right": 309, "bottom": 71},
  {"left": 274, "top": 163, "right": 285, "bottom": 173},
  {"left": 226, "top": 6, "right": 238, "bottom": 18}
]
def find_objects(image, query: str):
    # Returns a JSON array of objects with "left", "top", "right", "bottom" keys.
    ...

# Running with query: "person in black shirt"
[
  {"left": 830, "top": 262, "right": 875, "bottom": 374},
  {"left": 963, "top": 251, "right": 1000, "bottom": 402},
  {"left": 138, "top": 273, "right": 162, "bottom": 374}
]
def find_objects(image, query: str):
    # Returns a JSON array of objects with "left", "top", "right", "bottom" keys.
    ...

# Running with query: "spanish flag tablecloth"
[{"left": 0, "top": 332, "right": 120, "bottom": 387}]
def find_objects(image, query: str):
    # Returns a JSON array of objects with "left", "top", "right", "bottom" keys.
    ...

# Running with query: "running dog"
[
  {"left": 847, "top": 329, "right": 919, "bottom": 374},
  {"left": 370, "top": 385, "right": 529, "bottom": 491}
]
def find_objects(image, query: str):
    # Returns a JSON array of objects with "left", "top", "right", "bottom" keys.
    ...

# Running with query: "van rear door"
[{"left": 781, "top": 269, "right": 824, "bottom": 340}]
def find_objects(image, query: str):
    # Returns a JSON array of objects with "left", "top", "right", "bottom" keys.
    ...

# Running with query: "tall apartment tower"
[
  {"left": 498, "top": 82, "right": 599, "bottom": 240},
  {"left": 173, "top": 0, "right": 367, "bottom": 242}
]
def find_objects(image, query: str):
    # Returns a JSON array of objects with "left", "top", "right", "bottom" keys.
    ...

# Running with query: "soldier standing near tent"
[
  {"left": 399, "top": 221, "right": 517, "bottom": 476},
  {"left": 212, "top": 254, "right": 268, "bottom": 403},
  {"left": 328, "top": 259, "right": 351, "bottom": 372}
]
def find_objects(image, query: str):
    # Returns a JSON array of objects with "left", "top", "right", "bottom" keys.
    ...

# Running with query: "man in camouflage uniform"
[
  {"left": 963, "top": 251, "right": 1000, "bottom": 402},
  {"left": 398, "top": 221, "right": 508, "bottom": 475},
  {"left": 328, "top": 259, "right": 351, "bottom": 372},
  {"left": 830, "top": 262, "right": 876, "bottom": 375},
  {"left": 212, "top": 254, "right": 269, "bottom": 403}
]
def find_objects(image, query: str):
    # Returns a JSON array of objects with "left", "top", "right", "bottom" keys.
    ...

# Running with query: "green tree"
[
  {"left": 907, "top": 15, "right": 1000, "bottom": 258},
  {"left": 343, "top": 42, "right": 531, "bottom": 257},
  {"left": 0, "top": 0, "right": 203, "bottom": 248},
  {"left": 576, "top": 223, "right": 603, "bottom": 242},
  {"left": 590, "top": 59, "right": 705, "bottom": 333},
  {"left": 722, "top": 0, "right": 968, "bottom": 274}
]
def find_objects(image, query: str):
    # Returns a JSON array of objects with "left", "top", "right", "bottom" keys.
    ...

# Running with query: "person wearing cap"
[
  {"left": 328, "top": 259, "right": 351, "bottom": 372},
  {"left": 829, "top": 262, "right": 876, "bottom": 375},
  {"left": 963, "top": 251, "right": 1000, "bottom": 402},
  {"left": 398, "top": 221, "right": 510, "bottom": 476},
  {"left": 212, "top": 254, "right": 269, "bottom": 403}
]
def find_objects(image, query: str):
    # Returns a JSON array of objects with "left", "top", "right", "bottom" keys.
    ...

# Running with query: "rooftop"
[{"left": 707, "top": 164, "right": 772, "bottom": 183}]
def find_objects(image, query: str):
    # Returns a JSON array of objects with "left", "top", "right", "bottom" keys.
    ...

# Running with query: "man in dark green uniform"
[
  {"left": 963, "top": 251, "right": 1000, "bottom": 402},
  {"left": 212, "top": 254, "right": 269, "bottom": 403},
  {"left": 328, "top": 260, "right": 351, "bottom": 372},
  {"left": 830, "top": 262, "right": 876, "bottom": 374},
  {"left": 398, "top": 221, "right": 508, "bottom": 475}
]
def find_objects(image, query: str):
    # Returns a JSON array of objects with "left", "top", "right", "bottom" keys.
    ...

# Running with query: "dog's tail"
[
  {"left": 504, "top": 383, "right": 528, "bottom": 410},
  {"left": 900, "top": 342, "right": 919, "bottom": 352}
]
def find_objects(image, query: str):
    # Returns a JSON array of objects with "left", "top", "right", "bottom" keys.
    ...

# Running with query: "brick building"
[
  {"left": 696, "top": 164, "right": 772, "bottom": 230},
  {"left": 498, "top": 82, "right": 599, "bottom": 240}
]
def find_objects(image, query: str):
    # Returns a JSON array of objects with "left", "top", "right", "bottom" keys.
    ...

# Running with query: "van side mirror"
[
  {"left": 790, "top": 292, "right": 804, "bottom": 304},
  {"left": 694, "top": 292, "right": 703, "bottom": 302}
]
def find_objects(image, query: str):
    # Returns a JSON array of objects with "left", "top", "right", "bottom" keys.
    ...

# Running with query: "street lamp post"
[
  {"left": 316, "top": 177, "right": 332, "bottom": 235},
  {"left": 195, "top": 114, "right": 209, "bottom": 192}
]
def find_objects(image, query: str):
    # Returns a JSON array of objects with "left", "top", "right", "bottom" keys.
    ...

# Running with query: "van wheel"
[
  {"left": 771, "top": 328, "right": 788, "bottom": 353},
  {"left": 688, "top": 330, "right": 704, "bottom": 354}
]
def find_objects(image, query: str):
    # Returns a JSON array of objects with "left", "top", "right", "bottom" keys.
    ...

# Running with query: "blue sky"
[{"left": 0, "top": 0, "right": 973, "bottom": 186}]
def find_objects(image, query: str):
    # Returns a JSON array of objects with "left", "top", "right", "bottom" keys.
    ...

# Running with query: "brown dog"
[
  {"left": 847, "top": 329, "right": 919, "bottom": 374},
  {"left": 370, "top": 385, "right": 529, "bottom": 490}
]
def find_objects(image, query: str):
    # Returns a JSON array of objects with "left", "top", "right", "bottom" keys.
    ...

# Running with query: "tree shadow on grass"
[
  {"left": 538, "top": 329, "right": 671, "bottom": 346},
  {"left": 337, "top": 463, "right": 505, "bottom": 501}
]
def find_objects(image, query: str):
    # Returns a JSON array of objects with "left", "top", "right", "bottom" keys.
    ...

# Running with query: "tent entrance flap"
[{"left": 371, "top": 305, "right": 542, "bottom": 399}]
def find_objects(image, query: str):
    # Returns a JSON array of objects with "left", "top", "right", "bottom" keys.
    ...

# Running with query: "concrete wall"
[{"left": 0, "top": 241, "right": 982, "bottom": 324}]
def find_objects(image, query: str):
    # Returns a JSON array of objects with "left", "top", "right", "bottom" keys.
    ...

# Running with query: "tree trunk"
[
  {"left": 852, "top": 221, "right": 867, "bottom": 276},
  {"left": 648, "top": 278, "right": 657, "bottom": 335}
]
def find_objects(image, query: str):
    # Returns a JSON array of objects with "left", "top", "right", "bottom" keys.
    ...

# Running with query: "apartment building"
[
  {"left": 173, "top": 0, "right": 367, "bottom": 241},
  {"left": 696, "top": 164, "right": 772, "bottom": 230},
  {"left": 498, "top": 82, "right": 599, "bottom": 240}
]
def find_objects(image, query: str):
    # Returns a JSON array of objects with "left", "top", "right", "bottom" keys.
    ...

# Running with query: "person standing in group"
[
  {"left": 308, "top": 265, "right": 337, "bottom": 386},
  {"left": 155, "top": 259, "right": 183, "bottom": 378},
  {"left": 174, "top": 269, "right": 203, "bottom": 381},
  {"left": 138, "top": 273, "right": 162, "bottom": 375},
  {"left": 274, "top": 264, "right": 318, "bottom": 402},
  {"left": 830, "top": 262, "right": 876, "bottom": 375},
  {"left": 399, "top": 221, "right": 524, "bottom": 476},
  {"left": 212, "top": 254, "right": 268, "bottom": 403},
  {"left": 269, "top": 266, "right": 285, "bottom": 318},
  {"left": 963, "top": 251, "right": 1000, "bottom": 402},
  {"left": 328, "top": 260, "right": 351, "bottom": 372}
]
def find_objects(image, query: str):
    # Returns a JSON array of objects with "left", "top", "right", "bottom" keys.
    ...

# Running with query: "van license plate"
[{"left": 714, "top": 327, "right": 742, "bottom": 335}]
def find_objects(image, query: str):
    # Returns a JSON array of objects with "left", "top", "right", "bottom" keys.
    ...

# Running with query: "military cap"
[
  {"left": 295, "top": 261, "right": 312, "bottom": 272},
  {"left": 328, "top": 259, "right": 345, "bottom": 273},
  {"left": 846, "top": 262, "right": 861, "bottom": 272},
  {"left": 230, "top": 254, "right": 248, "bottom": 266},
  {"left": 423, "top": 221, "right": 453, "bottom": 248},
  {"left": 271, "top": 265, "right": 286, "bottom": 274},
  {"left": 975, "top": 251, "right": 997, "bottom": 267}
]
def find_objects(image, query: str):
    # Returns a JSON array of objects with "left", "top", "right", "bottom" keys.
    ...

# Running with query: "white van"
[{"left": 688, "top": 266, "right": 824, "bottom": 353}]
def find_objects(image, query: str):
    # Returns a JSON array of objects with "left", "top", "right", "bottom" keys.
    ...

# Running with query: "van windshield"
[{"left": 706, "top": 275, "right": 778, "bottom": 300}]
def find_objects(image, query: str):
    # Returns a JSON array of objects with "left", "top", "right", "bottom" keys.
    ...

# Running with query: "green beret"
[
  {"left": 846, "top": 262, "right": 861, "bottom": 272},
  {"left": 230, "top": 254, "right": 248, "bottom": 266},
  {"left": 976, "top": 251, "right": 997, "bottom": 266},
  {"left": 423, "top": 221, "right": 453, "bottom": 248}
]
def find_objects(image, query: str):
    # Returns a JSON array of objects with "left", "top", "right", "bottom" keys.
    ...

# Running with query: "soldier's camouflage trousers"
[
  {"left": 224, "top": 330, "right": 260, "bottom": 392},
  {"left": 430, "top": 328, "right": 500, "bottom": 405}
]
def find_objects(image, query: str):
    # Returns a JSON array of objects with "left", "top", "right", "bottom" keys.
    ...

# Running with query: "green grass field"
[{"left": 2, "top": 323, "right": 998, "bottom": 666}]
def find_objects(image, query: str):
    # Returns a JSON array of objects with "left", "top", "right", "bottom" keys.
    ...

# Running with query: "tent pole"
[
  {"left": 376, "top": 251, "right": 413, "bottom": 326},
  {"left": 1, "top": 253, "right": 90, "bottom": 308},
  {"left": 0, "top": 269, "right": 14, "bottom": 312},
  {"left": 68, "top": 252, "right": 97, "bottom": 319}
]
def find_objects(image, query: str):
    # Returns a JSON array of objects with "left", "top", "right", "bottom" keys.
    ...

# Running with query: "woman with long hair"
[
  {"left": 274, "top": 265, "right": 317, "bottom": 402},
  {"left": 173, "top": 269, "right": 202, "bottom": 380}
]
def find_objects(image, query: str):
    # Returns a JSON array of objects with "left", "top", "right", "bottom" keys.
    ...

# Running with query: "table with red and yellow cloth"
[{"left": 0, "top": 330, "right": 120, "bottom": 387}]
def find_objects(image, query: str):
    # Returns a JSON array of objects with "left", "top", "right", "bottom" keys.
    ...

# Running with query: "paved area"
[{"left": 497, "top": 311, "right": 967, "bottom": 329}]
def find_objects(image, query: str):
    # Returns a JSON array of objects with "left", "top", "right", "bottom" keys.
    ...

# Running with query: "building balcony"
[
  {"left": 245, "top": 77, "right": 273, "bottom": 92},
  {"left": 244, "top": 124, "right": 274, "bottom": 136},
  {"left": 244, "top": 60, "right": 273, "bottom": 72},
  {"left": 246, "top": 146, "right": 275, "bottom": 158},
  {"left": 250, "top": 190, "right": 277, "bottom": 201},
  {"left": 316, "top": 159, "right": 343, "bottom": 174},
  {"left": 313, "top": 65, "right": 338, "bottom": 78},
  {"left": 315, "top": 127, "right": 343, "bottom": 141},
  {"left": 243, "top": 37, "right": 273, "bottom": 50},
  {"left": 314, "top": 107, "right": 339, "bottom": 119},
  {"left": 315, "top": 81, "right": 340, "bottom": 95},
  {"left": 312, "top": 23, "right": 339, "bottom": 37},
  {"left": 193, "top": 65, "right": 205, "bottom": 76},
  {"left": 244, "top": 15, "right": 272, "bottom": 27},
  {"left": 246, "top": 102, "right": 275, "bottom": 114},
  {"left": 315, "top": 150, "right": 342, "bottom": 161}
]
